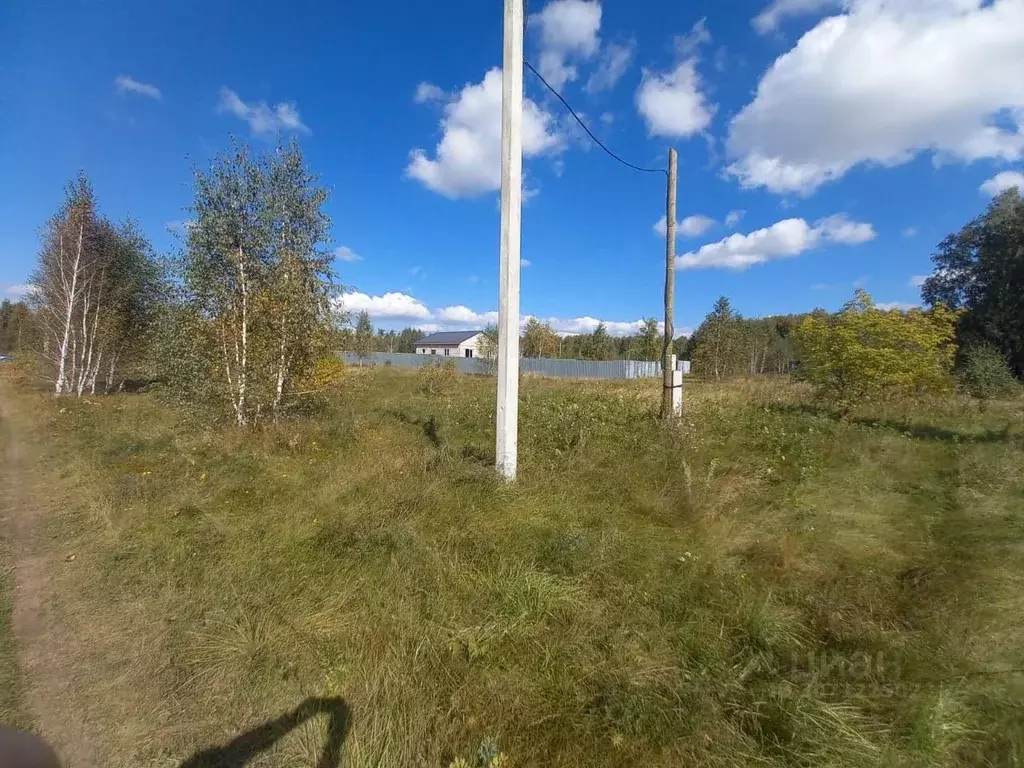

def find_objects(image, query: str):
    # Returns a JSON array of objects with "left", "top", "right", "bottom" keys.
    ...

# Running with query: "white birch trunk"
[
  {"left": 236, "top": 252, "right": 248, "bottom": 426},
  {"left": 69, "top": 332, "right": 78, "bottom": 395},
  {"left": 273, "top": 263, "right": 291, "bottom": 417},
  {"left": 76, "top": 281, "right": 93, "bottom": 396},
  {"left": 106, "top": 354, "right": 118, "bottom": 393},
  {"left": 274, "top": 322, "right": 287, "bottom": 416},
  {"left": 89, "top": 349, "right": 103, "bottom": 395},
  {"left": 80, "top": 269, "right": 105, "bottom": 396},
  {"left": 55, "top": 226, "right": 84, "bottom": 395}
]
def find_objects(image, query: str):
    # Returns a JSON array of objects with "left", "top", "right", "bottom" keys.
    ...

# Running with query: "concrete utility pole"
[
  {"left": 496, "top": 0, "right": 524, "bottom": 480},
  {"left": 661, "top": 148, "right": 682, "bottom": 419}
]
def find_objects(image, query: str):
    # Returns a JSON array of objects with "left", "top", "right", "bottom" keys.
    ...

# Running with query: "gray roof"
[{"left": 417, "top": 330, "right": 483, "bottom": 345}]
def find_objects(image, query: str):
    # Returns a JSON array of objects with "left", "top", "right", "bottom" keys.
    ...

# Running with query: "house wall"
[
  {"left": 415, "top": 333, "right": 483, "bottom": 357},
  {"left": 457, "top": 334, "right": 482, "bottom": 358}
]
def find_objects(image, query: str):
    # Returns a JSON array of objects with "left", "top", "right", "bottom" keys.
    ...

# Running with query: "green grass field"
[{"left": 3, "top": 366, "right": 1023, "bottom": 767}]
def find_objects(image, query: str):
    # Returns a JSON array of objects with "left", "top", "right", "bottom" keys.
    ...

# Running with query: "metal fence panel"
[
  {"left": 339, "top": 352, "right": 661, "bottom": 380},
  {"left": 340, "top": 351, "right": 488, "bottom": 374}
]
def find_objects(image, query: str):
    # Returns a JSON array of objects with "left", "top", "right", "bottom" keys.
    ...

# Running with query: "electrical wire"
[
  {"left": 523, "top": 59, "right": 667, "bottom": 176},
  {"left": 518, "top": 0, "right": 662, "bottom": 175}
]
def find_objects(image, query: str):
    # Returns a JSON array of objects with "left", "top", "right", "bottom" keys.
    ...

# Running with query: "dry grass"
[
  {"left": 3, "top": 366, "right": 1024, "bottom": 767},
  {"left": 0, "top": 480, "right": 25, "bottom": 730}
]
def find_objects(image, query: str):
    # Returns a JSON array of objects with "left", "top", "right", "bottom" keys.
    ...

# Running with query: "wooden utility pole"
[
  {"left": 661, "top": 148, "right": 682, "bottom": 419},
  {"left": 496, "top": 0, "right": 524, "bottom": 480}
]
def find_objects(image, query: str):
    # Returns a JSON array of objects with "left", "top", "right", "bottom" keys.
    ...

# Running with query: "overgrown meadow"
[{"left": 5, "top": 365, "right": 1023, "bottom": 767}]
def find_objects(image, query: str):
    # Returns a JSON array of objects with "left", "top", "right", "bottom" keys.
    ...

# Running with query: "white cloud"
[
  {"left": 725, "top": 209, "right": 746, "bottom": 228},
  {"left": 585, "top": 41, "right": 635, "bottom": 93},
  {"left": 115, "top": 75, "right": 162, "bottom": 100},
  {"left": 980, "top": 170, "right": 1024, "bottom": 196},
  {"left": 677, "top": 214, "right": 875, "bottom": 270},
  {"left": 407, "top": 68, "right": 563, "bottom": 198},
  {"left": 531, "top": 0, "right": 602, "bottom": 90},
  {"left": 217, "top": 87, "right": 309, "bottom": 136},
  {"left": 521, "top": 258, "right": 532, "bottom": 268},
  {"left": 654, "top": 214, "right": 716, "bottom": 238},
  {"left": 334, "top": 246, "right": 362, "bottom": 263},
  {"left": 910, "top": 274, "right": 928, "bottom": 287},
  {"left": 727, "top": 0, "right": 1024, "bottom": 195},
  {"left": 876, "top": 300, "right": 919, "bottom": 311},
  {"left": 340, "top": 291, "right": 432, "bottom": 321},
  {"left": 752, "top": 0, "right": 843, "bottom": 35},
  {"left": 600, "top": 112, "right": 615, "bottom": 124},
  {"left": 414, "top": 82, "right": 447, "bottom": 103},
  {"left": 636, "top": 18, "right": 714, "bottom": 138},
  {"left": 637, "top": 58, "right": 714, "bottom": 138},
  {"left": 4, "top": 284, "right": 35, "bottom": 299},
  {"left": 817, "top": 214, "right": 876, "bottom": 244},
  {"left": 337, "top": 290, "right": 670, "bottom": 336},
  {"left": 435, "top": 305, "right": 500, "bottom": 327},
  {"left": 680, "top": 215, "right": 716, "bottom": 237},
  {"left": 530, "top": 315, "right": 672, "bottom": 337},
  {"left": 675, "top": 17, "right": 712, "bottom": 57},
  {"left": 903, "top": 226, "right": 919, "bottom": 238}
]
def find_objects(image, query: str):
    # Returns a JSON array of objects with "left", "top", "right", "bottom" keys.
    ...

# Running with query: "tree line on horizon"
[
  {"left": 4, "top": 138, "right": 1022, "bottom": 423},
  {"left": 339, "top": 307, "right": 804, "bottom": 373},
  {"left": 339, "top": 313, "right": 680, "bottom": 363}
]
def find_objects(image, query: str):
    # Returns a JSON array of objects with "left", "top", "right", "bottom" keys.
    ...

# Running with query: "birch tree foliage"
[
  {"left": 353, "top": 311, "right": 374, "bottom": 360},
  {"left": 521, "top": 318, "right": 559, "bottom": 359},
  {"left": 636, "top": 318, "right": 661, "bottom": 362},
  {"left": 31, "top": 172, "right": 159, "bottom": 395},
  {"left": 170, "top": 139, "right": 338, "bottom": 425},
  {"left": 690, "top": 296, "right": 745, "bottom": 379}
]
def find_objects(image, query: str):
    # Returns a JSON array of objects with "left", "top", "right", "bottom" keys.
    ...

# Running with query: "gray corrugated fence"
[{"left": 339, "top": 351, "right": 661, "bottom": 380}]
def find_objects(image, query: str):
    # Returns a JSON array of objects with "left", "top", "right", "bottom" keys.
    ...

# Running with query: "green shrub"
[
  {"left": 793, "top": 290, "right": 958, "bottom": 410},
  {"left": 418, "top": 359, "right": 459, "bottom": 396},
  {"left": 959, "top": 344, "right": 1019, "bottom": 400}
]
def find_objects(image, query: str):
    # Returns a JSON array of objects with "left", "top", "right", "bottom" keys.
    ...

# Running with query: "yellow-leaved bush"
[
  {"left": 307, "top": 356, "right": 346, "bottom": 391},
  {"left": 793, "top": 290, "right": 959, "bottom": 409}
]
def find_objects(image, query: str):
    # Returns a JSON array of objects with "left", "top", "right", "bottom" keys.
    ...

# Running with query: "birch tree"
[
  {"left": 636, "top": 318, "right": 661, "bottom": 362},
  {"left": 33, "top": 174, "right": 97, "bottom": 394},
  {"left": 352, "top": 311, "right": 374, "bottom": 362},
  {"left": 171, "top": 139, "right": 337, "bottom": 425},
  {"left": 31, "top": 174, "right": 160, "bottom": 395},
  {"left": 521, "top": 318, "right": 559, "bottom": 358},
  {"left": 691, "top": 297, "right": 745, "bottom": 379}
]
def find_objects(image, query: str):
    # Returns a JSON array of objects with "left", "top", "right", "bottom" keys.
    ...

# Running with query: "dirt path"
[{"left": 0, "top": 385, "right": 96, "bottom": 767}]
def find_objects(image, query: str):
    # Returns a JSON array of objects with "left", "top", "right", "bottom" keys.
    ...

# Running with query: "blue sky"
[{"left": 2, "top": 0, "right": 1023, "bottom": 335}]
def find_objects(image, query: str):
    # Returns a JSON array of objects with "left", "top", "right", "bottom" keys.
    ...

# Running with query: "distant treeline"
[{"left": 339, "top": 304, "right": 805, "bottom": 375}]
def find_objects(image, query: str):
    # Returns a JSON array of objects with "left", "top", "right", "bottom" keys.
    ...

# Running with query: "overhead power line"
[{"left": 523, "top": 59, "right": 667, "bottom": 176}]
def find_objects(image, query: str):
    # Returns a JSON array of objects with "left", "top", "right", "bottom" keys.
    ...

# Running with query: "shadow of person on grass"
[{"left": 179, "top": 697, "right": 351, "bottom": 768}]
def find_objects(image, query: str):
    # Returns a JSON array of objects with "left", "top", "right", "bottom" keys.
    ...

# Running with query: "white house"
[{"left": 416, "top": 330, "right": 485, "bottom": 358}]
